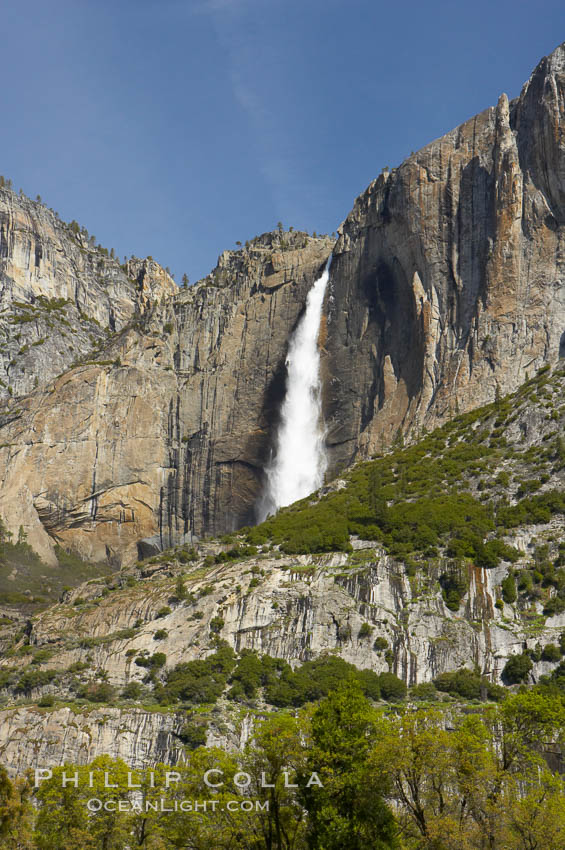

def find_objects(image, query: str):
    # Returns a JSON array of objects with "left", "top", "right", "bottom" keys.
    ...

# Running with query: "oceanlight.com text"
[{"left": 86, "top": 798, "right": 269, "bottom": 813}]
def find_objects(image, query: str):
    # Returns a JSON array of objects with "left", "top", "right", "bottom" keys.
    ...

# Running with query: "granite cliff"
[
  {"left": 0, "top": 44, "right": 564, "bottom": 570},
  {"left": 0, "top": 361, "right": 564, "bottom": 773},
  {"left": 323, "top": 42, "right": 565, "bottom": 474},
  {"left": 0, "top": 189, "right": 177, "bottom": 401},
  {"left": 0, "top": 221, "right": 332, "bottom": 565}
]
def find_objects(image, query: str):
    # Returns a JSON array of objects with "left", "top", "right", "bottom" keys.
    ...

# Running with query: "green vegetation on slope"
[
  {"left": 247, "top": 365, "right": 565, "bottom": 564},
  {"left": 150, "top": 646, "right": 406, "bottom": 708},
  {"left": 0, "top": 520, "right": 113, "bottom": 613}
]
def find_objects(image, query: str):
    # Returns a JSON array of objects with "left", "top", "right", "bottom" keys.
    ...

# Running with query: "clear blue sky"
[{"left": 2, "top": 0, "right": 564, "bottom": 283}]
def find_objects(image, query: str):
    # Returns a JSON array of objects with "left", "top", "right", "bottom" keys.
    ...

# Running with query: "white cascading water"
[{"left": 259, "top": 259, "right": 330, "bottom": 520}]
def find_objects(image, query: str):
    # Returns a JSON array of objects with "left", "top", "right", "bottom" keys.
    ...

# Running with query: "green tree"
[
  {"left": 368, "top": 466, "right": 388, "bottom": 528},
  {"left": 371, "top": 706, "right": 468, "bottom": 847},
  {"left": 370, "top": 697, "right": 565, "bottom": 849},
  {"left": 164, "top": 749, "right": 248, "bottom": 849},
  {"left": 174, "top": 576, "right": 187, "bottom": 600},
  {"left": 0, "top": 517, "right": 12, "bottom": 545},
  {"left": 34, "top": 766, "right": 94, "bottom": 850},
  {"left": 0, "top": 766, "right": 34, "bottom": 849},
  {"left": 378, "top": 672, "right": 407, "bottom": 702},
  {"left": 506, "top": 769, "right": 565, "bottom": 849},
  {"left": 502, "top": 652, "right": 533, "bottom": 684},
  {"left": 127, "top": 762, "right": 170, "bottom": 850},
  {"left": 34, "top": 756, "right": 134, "bottom": 850},
  {"left": 242, "top": 713, "right": 308, "bottom": 850},
  {"left": 300, "top": 680, "right": 399, "bottom": 850},
  {"left": 501, "top": 571, "right": 517, "bottom": 604}
]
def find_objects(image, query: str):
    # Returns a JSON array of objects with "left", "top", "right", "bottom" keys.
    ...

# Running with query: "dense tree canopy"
[{"left": 1, "top": 690, "right": 564, "bottom": 849}]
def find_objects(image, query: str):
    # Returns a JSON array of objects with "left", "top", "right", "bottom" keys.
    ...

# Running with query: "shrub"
[
  {"left": 158, "top": 644, "right": 236, "bottom": 705},
  {"left": 115, "top": 628, "right": 137, "bottom": 639},
  {"left": 538, "top": 660, "right": 565, "bottom": 693},
  {"left": 122, "top": 682, "right": 143, "bottom": 700},
  {"left": 475, "top": 539, "right": 521, "bottom": 568},
  {"left": 14, "top": 669, "right": 56, "bottom": 695},
  {"left": 541, "top": 644, "right": 562, "bottom": 662},
  {"left": 439, "top": 566, "right": 468, "bottom": 611},
  {"left": 434, "top": 668, "right": 504, "bottom": 701},
  {"left": 175, "top": 577, "right": 188, "bottom": 600},
  {"left": 81, "top": 682, "right": 115, "bottom": 703},
  {"left": 373, "top": 637, "right": 389, "bottom": 652},
  {"left": 501, "top": 572, "right": 517, "bottom": 604},
  {"left": 0, "top": 669, "right": 16, "bottom": 690},
  {"left": 178, "top": 721, "right": 207, "bottom": 750},
  {"left": 358, "top": 623, "right": 373, "bottom": 639},
  {"left": 67, "top": 661, "right": 89, "bottom": 673},
  {"left": 502, "top": 653, "right": 533, "bottom": 684},
  {"left": 356, "top": 669, "right": 381, "bottom": 701},
  {"left": 153, "top": 629, "right": 168, "bottom": 641},
  {"left": 135, "top": 652, "right": 167, "bottom": 670},
  {"left": 264, "top": 656, "right": 387, "bottom": 708},
  {"left": 31, "top": 649, "right": 54, "bottom": 665},
  {"left": 410, "top": 682, "right": 438, "bottom": 701},
  {"left": 250, "top": 499, "right": 352, "bottom": 555},
  {"left": 214, "top": 545, "right": 257, "bottom": 563},
  {"left": 378, "top": 672, "right": 407, "bottom": 702},
  {"left": 156, "top": 606, "right": 171, "bottom": 619},
  {"left": 543, "top": 596, "right": 565, "bottom": 616},
  {"left": 177, "top": 549, "right": 198, "bottom": 564},
  {"left": 228, "top": 652, "right": 264, "bottom": 700},
  {"left": 209, "top": 617, "right": 224, "bottom": 634}
]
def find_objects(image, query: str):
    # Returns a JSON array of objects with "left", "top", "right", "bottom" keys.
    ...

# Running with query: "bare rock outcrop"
[
  {"left": 0, "top": 231, "right": 332, "bottom": 564},
  {"left": 324, "top": 42, "right": 565, "bottom": 471},
  {"left": 0, "top": 189, "right": 177, "bottom": 401}
]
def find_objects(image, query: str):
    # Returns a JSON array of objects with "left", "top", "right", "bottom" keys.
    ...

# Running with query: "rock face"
[
  {"left": 0, "top": 702, "right": 254, "bottom": 776},
  {"left": 1, "top": 45, "right": 565, "bottom": 564},
  {"left": 0, "top": 706, "right": 187, "bottom": 775},
  {"left": 26, "top": 552, "right": 554, "bottom": 690},
  {"left": 0, "top": 188, "right": 177, "bottom": 401},
  {"left": 324, "top": 42, "right": 565, "bottom": 472},
  {"left": 0, "top": 362, "right": 564, "bottom": 774},
  {"left": 0, "top": 228, "right": 332, "bottom": 564},
  {"left": 0, "top": 532, "right": 562, "bottom": 774}
]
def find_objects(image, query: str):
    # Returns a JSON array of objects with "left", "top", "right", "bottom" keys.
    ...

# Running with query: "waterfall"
[{"left": 259, "top": 259, "right": 330, "bottom": 520}]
